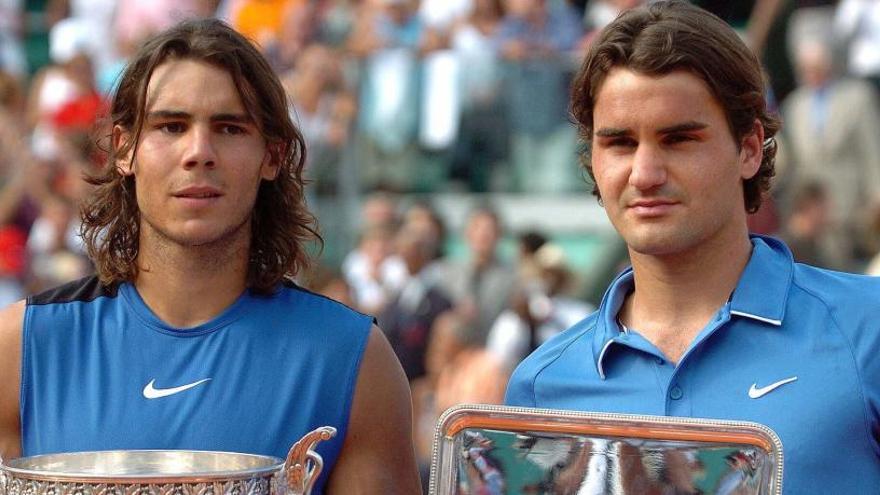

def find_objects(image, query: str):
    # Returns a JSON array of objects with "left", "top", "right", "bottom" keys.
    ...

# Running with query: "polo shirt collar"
[
  {"left": 728, "top": 235, "right": 792, "bottom": 326},
  {"left": 592, "top": 234, "right": 793, "bottom": 379},
  {"left": 592, "top": 267, "right": 635, "bottom": 379}
]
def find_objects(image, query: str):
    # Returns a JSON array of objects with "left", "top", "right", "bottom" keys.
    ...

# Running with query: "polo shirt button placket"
[{"left": 669, "top": 385, "right": 683, "bottom": 400}]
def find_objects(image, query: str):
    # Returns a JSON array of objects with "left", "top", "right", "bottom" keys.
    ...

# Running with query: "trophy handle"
[{"left": 284, "top": 426, "right": 336, "bottom": 495}]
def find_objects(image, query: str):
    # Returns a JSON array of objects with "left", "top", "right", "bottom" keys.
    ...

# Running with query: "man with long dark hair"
[
  {"left": 0, "top": 19, "right": 421, "bottom": 494},
  {"left": 506, "top": 2, "right": 880, "bottom": 492}
]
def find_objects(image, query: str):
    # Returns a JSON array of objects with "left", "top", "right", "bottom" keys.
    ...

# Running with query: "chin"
[
  {"left": 621, "top": 228, "right": 701, "bottom": 258},
  {"left": 153, "top": 222, "right": 250, "bottom": 249}
]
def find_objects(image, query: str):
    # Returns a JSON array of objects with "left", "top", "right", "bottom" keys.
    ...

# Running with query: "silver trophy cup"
[{"left": 0, "top": 427, "right": 336, "bottom": 495}]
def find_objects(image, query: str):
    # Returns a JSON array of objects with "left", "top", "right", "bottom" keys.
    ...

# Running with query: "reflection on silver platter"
[{"left": 429, "top": 405, "right": 782, "bottom": 495}]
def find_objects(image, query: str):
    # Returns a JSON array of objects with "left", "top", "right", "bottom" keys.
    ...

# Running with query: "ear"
[
  {"left": 112, "top": 125, "right": 135, "bottom": 176},
  {"left": 260, "top": 143, "right": 282, "bottom": 181},
  {"left": 739, "top": 119, "right": 764, "bottom": 180}
]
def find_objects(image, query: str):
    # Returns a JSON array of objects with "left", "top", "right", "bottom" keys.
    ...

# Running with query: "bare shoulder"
[
  {"left": 325, "top": 325, "right": 421, "bottom": 494},
  {"left": 0, "top": 300, "right": 25, "bottom": 459}
]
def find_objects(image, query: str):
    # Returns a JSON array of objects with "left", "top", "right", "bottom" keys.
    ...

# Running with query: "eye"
[
  {"left": 605, "top": 137, "right": 637, "bottom": 149},
  {"left": 158, "top": 122, "right": 186, "bottom": 134},
  {"left": 219, "top": 124, "right": 248, "bottom": 135},
  {"left": 664, "top": 134, "right": 695, "bottom": 145}
]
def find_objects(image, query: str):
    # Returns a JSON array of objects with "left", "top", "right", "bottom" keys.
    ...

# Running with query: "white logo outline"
[
  {"left": 748, "top": 376, "right": 797, "bottom": 399},
  {"left": 143, "top": 378, "right": 212, "bottom": 399}
]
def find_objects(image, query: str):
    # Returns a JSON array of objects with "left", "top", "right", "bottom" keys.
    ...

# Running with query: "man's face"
[
  {"left": 117, "top": 59, "right": 277, "bottom": 248},
  {"left": 465, "top": 212, "right": 500, "bottom": 260},
  {"left": 590, "top": 68, "right": 762, "bottom": 258}
]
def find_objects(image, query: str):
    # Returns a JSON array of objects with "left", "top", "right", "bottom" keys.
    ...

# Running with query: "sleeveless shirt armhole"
[{"left": 19, "top": 303, "right": 33, "bottom": 443}]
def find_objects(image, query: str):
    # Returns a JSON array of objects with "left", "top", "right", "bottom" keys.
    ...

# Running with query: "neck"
[
  {"left": 620, "top": 227, "right": 753, "bottom": 362},
  {"left": 472, "top": 252, "right": 495, "bottom": 270},
  {"left": 134, "top": 228, "right": 251, "bottom": 328}
]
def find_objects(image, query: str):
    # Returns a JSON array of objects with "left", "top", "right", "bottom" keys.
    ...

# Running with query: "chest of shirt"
[{"left": 532, "top": 319, "right": 879, "bottom": 493}]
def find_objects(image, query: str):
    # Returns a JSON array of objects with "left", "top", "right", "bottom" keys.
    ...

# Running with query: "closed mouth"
[
  {"left": 173, "top": 187, "right": 223, "bottom": 199},
  {"left": 175, "top": 192, "right": 222, "bottom": 198},
  {"left": 629, "top": 201, "right": 677, "bottom": 208}
]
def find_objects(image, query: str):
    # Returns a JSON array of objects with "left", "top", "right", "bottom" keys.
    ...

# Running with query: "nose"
[
  {"left": 181, "top": 125, "right": 216, "bottom": 169},
  {"left": 628, "top": 143, "right": 666, "bottom": 191}
]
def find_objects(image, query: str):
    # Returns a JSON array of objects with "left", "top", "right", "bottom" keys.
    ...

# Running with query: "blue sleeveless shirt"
[{"left": 21, "top": 276, "right": 373, "bottom": 495}]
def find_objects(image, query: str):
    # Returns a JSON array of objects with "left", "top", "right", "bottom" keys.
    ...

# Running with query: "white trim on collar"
[
  {"left": 597, "top": 339, "right": 615, "bottom": 380},
  {"left": 729, "top": 310, "right": 782, "bottom": 326}
]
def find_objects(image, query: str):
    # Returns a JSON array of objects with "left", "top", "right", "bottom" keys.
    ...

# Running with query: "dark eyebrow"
[
  {"left": 146, "top": 110, "right": 191, "bottom": 121},
  {"left": 210, "top": 113, "right": 253, "bottom": 124},
  {"left": 658, "top": 121, "right": 707, "bottom": 134},
  {"left": 145, "top": 111, "right": 253, "bottom": 124},
  {"left": 594, "top": 121, "right": 709, "bottom": 139},
  {"left": 594, "top": 127, "right": 631, "bottom": 138}
]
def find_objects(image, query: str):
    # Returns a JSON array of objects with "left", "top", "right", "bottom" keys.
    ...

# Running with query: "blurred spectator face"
[
  {"left": 65, "top": 54, "right": 96, "bottom": 91},
  {"left": 535, "top": 243, "right": 570, "bottom": 295},
  {"left": 503, "top": 0, "right": 530, "bottom": 16},
  {"left": 361, "top": 193, "right": 398, "bottom": 228},
  {"left": 382, "top": 0, "right": 415, "bottom": 23},
  {"left": 404, "top": 203, "right": 444, "bottom": 239},
  {"left": 359, "top": 224, "right": 396, "bottom": 267},
  {"left": 425, "top": 312, "right": 464, "bottom": 382},
  {"left": 791, "top": 185, "right": 831, "bottom": 237},
  {"left": 473, "top": 0, "right": 504, "bottom": 18},
  {"left": 795, "top": 40, "right": 832, "bottom": 89},
  {"left": 0, "top": 71, "right": 23, "bottom": 116},
  {"left": 404, "top": 204, "right": 434, "bottom": 231},
  {"left": 280, "top": 2, "right": 317, "bottom": 62},
  {"left": 465, "top": 210, "right": 501, "bottom": 262},
  {"left": 801, "top": 198, "right": 830, "bottom": 237},
  {"left": 297, "top": 44, "right": 339, "bottom": 88},
  {"left": 504, "top": 0, "right": 544, "bottom": 18},
  {"left": 395, "top": 226, "right": 435, "bottom": 274}
]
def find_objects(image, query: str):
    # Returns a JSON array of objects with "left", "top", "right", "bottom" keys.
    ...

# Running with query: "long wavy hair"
[
  {"left": 571, "top": 0, "right": 780, "bottom": 213},
  {"left": 81, "top": 18, "right": 321, "bottom": 294}
]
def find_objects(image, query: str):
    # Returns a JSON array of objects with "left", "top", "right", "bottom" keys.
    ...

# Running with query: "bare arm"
[
  {"left": 0, "top": 301, "right": 24, "bottom": 460},
  {"left": 325, "top": 325, "right": 421, "bottom": 494}
]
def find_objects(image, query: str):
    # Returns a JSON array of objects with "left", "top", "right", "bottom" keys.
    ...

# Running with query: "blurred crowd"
[
  {"left": 302, "top": 193, "right": 595, "bottom": 485},
  {"left": 4, "top": 0, "right": 880, "bottom": 488}
]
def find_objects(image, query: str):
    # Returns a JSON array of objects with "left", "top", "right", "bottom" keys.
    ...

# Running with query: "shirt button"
[{"left": 669, "top": 385, "right": 683, "bottom": 400}]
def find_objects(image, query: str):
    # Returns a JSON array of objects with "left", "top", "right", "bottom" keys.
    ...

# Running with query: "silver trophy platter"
[{"left": 429, "top": 405, "right": 784, "bottom": 494}]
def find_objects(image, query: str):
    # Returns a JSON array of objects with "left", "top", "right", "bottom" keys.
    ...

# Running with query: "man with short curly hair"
[{"left": 506, "top": 2, "right": 880, "bottom": 492}]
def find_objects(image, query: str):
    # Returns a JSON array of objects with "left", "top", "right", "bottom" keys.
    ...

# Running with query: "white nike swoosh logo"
[
  {"left": 748, "top": 376, "right": 797, "bottom": 399},
  {"left": 143, "top": 378, "right": 211, "bottom": 399}
]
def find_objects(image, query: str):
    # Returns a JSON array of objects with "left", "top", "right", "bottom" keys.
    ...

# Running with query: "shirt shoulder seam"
[
  {"left": 530, "top": 320, "right": 597, "bottom": 407},
  {"left": 790, "top": 276, "right": 879, "bottom": 457},
  {"left": 281, "top": 279, "right": 376, "bottom": 323}
]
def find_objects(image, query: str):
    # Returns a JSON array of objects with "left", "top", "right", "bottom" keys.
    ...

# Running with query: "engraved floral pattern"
[{"left": 1, "top": 477, "right": 276, "bottom": 495}]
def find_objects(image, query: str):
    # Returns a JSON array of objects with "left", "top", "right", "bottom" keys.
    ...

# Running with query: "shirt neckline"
[{"left": 119, "top": 282, "right": 253, "bottom": 337}]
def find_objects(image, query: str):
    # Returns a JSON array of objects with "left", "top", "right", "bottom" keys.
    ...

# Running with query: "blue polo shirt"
[{"left": 505, "top": 236, "right": 880, "bottom": 494}]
